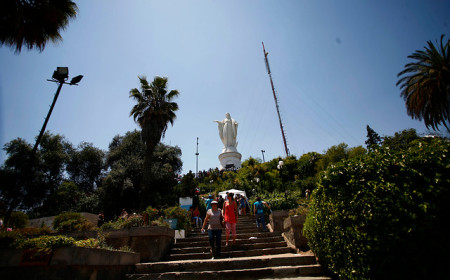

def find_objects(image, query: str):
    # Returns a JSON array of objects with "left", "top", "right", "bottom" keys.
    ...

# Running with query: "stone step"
[
  {"left": 172, "top": 236, "right": 285, "bottom": 249},
  {"left": 188, "top": 227, "right": 262, "bottom": 236},
  {"left": 128, "top": 264, "right": 326, "bottom": 280},
  {"left": 171, "top": 241, "right": 289, "bottom": 254},
  {"left": 176, "top": 232, "right": 277, "bottom": 243},
  {"left": 169, "top": 246, "right": 295, "bottom": 261},
  {"left": 135, "top": 254, "right": 317, "bottom": 274}
]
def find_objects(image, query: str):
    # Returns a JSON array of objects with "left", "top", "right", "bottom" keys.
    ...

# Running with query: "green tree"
[
  {"left": 35, "top": 181, "right": 82, "bottom": 216},
  {"left": 397, "top": 34, "right": 450, "bottom": 131},
  {"left": 38, "top": 132, "right": 71, "bottom": 191},
  {"left": 0, "top": 138, "right": 46, "bottom": 225},
  {"left": 99, "top": 131, "right": 145, "bottom": 218},
  {"left": 0, "top": 0, "right": 78, "bottom": 53},
  {"left": 365, "top": 125, "right": 382, "bottom": 151},
  {"left": 317, "top": 143, "right": 349, "bottom": 172},
  {"left": 347, "top": 146, "right": 367, "bottom": 159},
  {"left": 99, "top": 131, "right": 183, "bottom": 217},
  {"left": 304, "top": 138, "right": 450, "bottom": 279},
  {"left": 129, "top": 76, "right": 179, "bottom": 185},
  {"left": 66, "top": 142, "right": 105, "bottom": 193},
  {"left": 382, "top": 128, "right": 419, "bottom": 151},
  {"left": 144, "top": 143, "right": 182, "bottom": 206},
  {"left": 175, "top": 171, "right": 197, "bottom": 198}
]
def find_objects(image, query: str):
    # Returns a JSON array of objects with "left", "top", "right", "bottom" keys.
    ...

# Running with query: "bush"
[
  {"left": 74, "top": 238, "right": 99, "bottom": 248},
  {"left": 7, "top": 211, "right": 29, "bottom": 228},
  {"left": 17, "top": 235, "right": 76, "bottom": 250},
  {"left": 52, "top": 212, "right": 95, "bottom": 232},
  {"left": 258, "top": 190, "right": 301, "bottom": 211},
  {"left": 99, "top": 215, "right": 144, "bottom": 230},
  {"left": 151, "top": 217, "right": 171, "bottom": 228},
  {"left": 144, "top": 206, "right": 160, "bottom": 221},
  {"left": 304, "top": 139, "right": 450, "bottom": 279},
  {"left": 163, "top": 205, "right": 191, "bottom": 230},
  {"left": 0, "top": 227, "right": 53, "bottom": 249},
  {"left": 120, "top": 215, "right": 144, "bottom": 229},
  {"left": 100, "top": 219, "right": 123, "bottom": 231},
  {"left": 0, "top": 231, "right": 21, "bottom": 249},
  {"left": 14, "top": 227, "right": 53, "bottom": 238}
]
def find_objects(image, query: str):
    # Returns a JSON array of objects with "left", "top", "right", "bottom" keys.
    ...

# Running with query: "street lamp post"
[
  {"left": 277, "top": 160, "right": 287, "bottom": 202},
  {"left": 31, "top": 67, "right": 83, "bottom": 158}
]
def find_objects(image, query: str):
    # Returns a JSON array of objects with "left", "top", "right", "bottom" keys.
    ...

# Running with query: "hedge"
[{"left": 304, "top": 138, "right": 450, "bottom": 279}]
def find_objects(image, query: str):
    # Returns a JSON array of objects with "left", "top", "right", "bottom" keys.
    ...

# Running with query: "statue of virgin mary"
[{"left": 214, "top": 113, "right": 238, "bottom": 153}]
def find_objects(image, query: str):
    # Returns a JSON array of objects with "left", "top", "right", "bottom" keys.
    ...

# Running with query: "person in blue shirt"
[
  {"left": 253, "top": 196, "right": 270, "bottom": 231},
  {"left": 205, "top": 194, "right": 214, "bottom": 211}
]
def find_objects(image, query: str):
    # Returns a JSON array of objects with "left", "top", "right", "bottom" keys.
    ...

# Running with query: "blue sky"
[{"left": 1, "top": 0, "right": 449, "bottom": 173}]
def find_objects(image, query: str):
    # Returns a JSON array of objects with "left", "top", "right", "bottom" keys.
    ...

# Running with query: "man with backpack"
[{"left": 253, "top": 196, "right": 270, "bottom": 231}]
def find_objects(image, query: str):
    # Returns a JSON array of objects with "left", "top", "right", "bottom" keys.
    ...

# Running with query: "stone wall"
[
  {"left": 0, "top": 247, "right": 139, "bottom": 280},
  {"left": 105, "top": 226, "right": 174, "bottom": 262},
  {"left": 282, "top": 215, "right": 309, "bottom": 251},
  {"left": 28, "top": 212, "right": 98, "bottom": 229},
  {"left": 269, "top": 210, "right": 289, "bottom": 232},
  {"left": 59, "top": 226, "right": 174, "bottom": 262}
]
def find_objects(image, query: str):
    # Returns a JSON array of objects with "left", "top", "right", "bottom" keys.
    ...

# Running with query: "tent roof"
[{"left": 218, "top": 189, "right": 247, "bottom": 198}]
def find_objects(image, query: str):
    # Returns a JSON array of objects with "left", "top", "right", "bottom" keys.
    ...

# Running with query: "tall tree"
[
  {"left": 0, "top": 0, "right": 78, "bottom": 53},
  {"left": 66, "top": 142, "right": 105, "bottom": 193},
  {"left": 382, "top": 128, "right": 419, "bottom": 151},
  {"left": 397, "top": 34, "right": 450, "bottom": 131},
  {"left": 0, "top": 138, "right": 45, "bottom": 225},
  {"left": 129, "top": 76, "right": 179, "bottom": 182},
  {"left": 365, "top": 125, "right": 382, "bottom": 151}
]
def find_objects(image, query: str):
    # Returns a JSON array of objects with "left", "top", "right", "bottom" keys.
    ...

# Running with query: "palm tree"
[
  {"left": 0, "top": 0, "right": 78, "bottom": 53},
  {"left": 129, "top": 76, "right": 179, "bottom": 167},
  {"left": 397, "top": 34, "right": 450, "bottom": 132}
]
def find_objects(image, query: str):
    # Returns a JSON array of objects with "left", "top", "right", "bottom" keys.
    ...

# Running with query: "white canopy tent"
[{"left": 218, "top": 189, "right": 247, "bottom": 199}]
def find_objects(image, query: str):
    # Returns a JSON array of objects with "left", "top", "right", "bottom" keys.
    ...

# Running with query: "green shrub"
[
  {"left": 144, "top": 206, "right": 160, "bottom": 221},
  {"left": 17, "top": 235, "right": 76, "bottom": 250},
  {"left": 0, "top": 227, "right": 53, "bottom": 249},
  {"left": 289, "top": 204, "right": 309, "bottom": 216},
  {"left": 304, "top": 139, "right": 450, "bottom": 280},
  {"left": 52, "top": 212, "right": 95, "bottom": 232},
  {"left": 100, "top": 219, "right": 123, "bottom": 231},
  {"left": 99, "top": 215, "right": 144, "bottom": 230},
  {"left": 0, "top": 231, "right": 22, "bottom": 249},
  {"left": 120, "top": 215, "right": 144, "bottom": 229},
  {"left": 74, "top": 238, "right": 99, "bottom": 248},
  {"left": 7, "top": 211, "right": 29, "bottom": 228},
  {"left": 163, "top": 205, "right": 191, "bottom": 230},
  {"left": 14, "top": 227, "right": 53, "bottom": 238},
  {"left": 151, "top": 217, "right": 171, "bottom": 228},
  {"left": 256, "top": 190, "right": 301, "bottom": 211}
]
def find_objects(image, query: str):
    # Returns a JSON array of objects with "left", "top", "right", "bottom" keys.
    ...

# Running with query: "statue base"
[{"left": 219, "top": 152, "right": 242, "bottom": 170}]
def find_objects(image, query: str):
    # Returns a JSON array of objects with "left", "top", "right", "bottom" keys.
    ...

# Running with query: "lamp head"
[
  {"left": 52, "top": 67, "right": 69, "bottom": 82},
  {"left": 70, "top": 75, "right": 83, "bottom": 85}
]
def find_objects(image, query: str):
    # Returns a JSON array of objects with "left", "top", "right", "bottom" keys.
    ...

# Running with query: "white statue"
[{"left": 214, "top": 113, "right": 238, "bottom": 153}]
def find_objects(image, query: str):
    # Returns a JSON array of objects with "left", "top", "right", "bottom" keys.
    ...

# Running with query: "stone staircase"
[{"left": 127, "top": 215, "right": 330, "bottom": 279}]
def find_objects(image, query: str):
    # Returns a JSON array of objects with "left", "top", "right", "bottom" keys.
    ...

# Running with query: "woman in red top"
[{"left": 222, "top": 192, "right": 238, "bottom": 246}]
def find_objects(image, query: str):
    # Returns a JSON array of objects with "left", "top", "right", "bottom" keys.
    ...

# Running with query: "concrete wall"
[
  {"left": 28, "top": 212, "right": 98, "bottom": 229},
  {"left": 57, "top": 226, "right": 175, "bottom": 263},
  {"left": 269, "top": 210, "right": 289, "bottom": 232},
  {"left": 105, "top": 226, "right": 174, "bottom": 262},
  {"left": 0, "top": 247, "right": 139, "bottom": 280},
  {"left": 282, "top": 215, "right": 309, "bottom": 251}
]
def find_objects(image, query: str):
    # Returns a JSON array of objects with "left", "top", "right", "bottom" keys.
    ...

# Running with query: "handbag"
[{"left": 220, "top": 214, "right": 225, "bottom": 228}]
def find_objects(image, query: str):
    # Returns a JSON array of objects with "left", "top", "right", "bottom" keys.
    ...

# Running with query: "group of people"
[{"left": 201, "top": 192, "right": 270, "bottom": 259}]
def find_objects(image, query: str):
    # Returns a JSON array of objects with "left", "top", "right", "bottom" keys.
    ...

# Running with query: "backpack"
[{"left": 255, "top": 201, "right": 264, "bottom": 214}]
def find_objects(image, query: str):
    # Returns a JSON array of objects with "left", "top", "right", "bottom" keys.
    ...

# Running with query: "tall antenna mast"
[
  {"left": 262, "top": 42, "right": 290, "bottom": 157},
  {"left": 195, "top": 137, "right": 199, "bottom": 178}
]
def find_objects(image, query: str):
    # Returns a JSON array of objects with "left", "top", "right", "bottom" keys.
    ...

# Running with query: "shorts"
[{"left": 225, "top": 222, "right": 236, "bottom": 236}]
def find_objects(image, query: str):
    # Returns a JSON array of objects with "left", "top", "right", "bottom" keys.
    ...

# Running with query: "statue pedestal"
[{"left": 219, "top": 152, "right": 242, "bottom": 170}]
